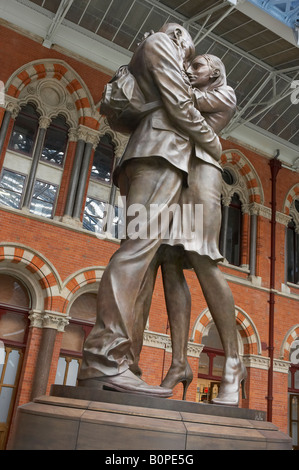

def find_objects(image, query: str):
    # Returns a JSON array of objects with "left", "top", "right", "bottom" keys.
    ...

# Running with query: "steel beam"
[{"left": 43, "top": 0, "right": 75, "bottom": 48}]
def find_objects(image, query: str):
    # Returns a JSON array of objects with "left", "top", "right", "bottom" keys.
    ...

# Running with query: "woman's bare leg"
[{"left": 186, "top": 253, "right": 246, "bottom": 405}]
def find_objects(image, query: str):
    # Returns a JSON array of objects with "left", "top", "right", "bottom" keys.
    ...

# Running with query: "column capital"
[
  {"left": 68, "top": 127, "right": 78, "bottom": 142},
  {"left": 39, "top": 116, "right": 52, "bottom": 130},
  {"left": 5, "top": 96, "right": 21, "bottom": 119},
  {"left": 76, "top": 125, "right": 100, "bottom": 148},
  {"left": 29, "top": 310, "right": 69, "bottom": 332},
  {"left": 222, "top": 196, "right": 232, "bottom": 207}
]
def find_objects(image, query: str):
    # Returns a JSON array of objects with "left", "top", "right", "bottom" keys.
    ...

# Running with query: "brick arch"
[
  {"left": 221, "top": 150, "right": 264, "bottom": 204},
  {"left": 61, "top": 267, "right": 105, "bottom": 314},
  {"left": 191, "top": 305, "right": 261, "bottom": 355},
  {"left": 283, "top": 183, "right": 299, "bottom": 216},
  {"left": 0, "top": 243, "right": 61, "bottom": 311},
  {"left": 5, "top": 59, "right": 99, "bottom": 130},
  {"left": 280, "top": 325, "right": 299, "bottom": 361}
]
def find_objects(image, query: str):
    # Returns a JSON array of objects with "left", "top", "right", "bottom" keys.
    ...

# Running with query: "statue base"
[{"left": 10, "top": 385, "right": 292, "bottom": 450}]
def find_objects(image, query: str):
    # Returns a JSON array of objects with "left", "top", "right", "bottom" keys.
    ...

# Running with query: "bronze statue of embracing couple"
[{"left": 78, "top": 23, "right": 247, "bottom": 407}]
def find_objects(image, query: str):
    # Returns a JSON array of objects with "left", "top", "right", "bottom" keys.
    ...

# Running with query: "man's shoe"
[{"left": 78, "top": 369, "right": 173, "bottom": 398}]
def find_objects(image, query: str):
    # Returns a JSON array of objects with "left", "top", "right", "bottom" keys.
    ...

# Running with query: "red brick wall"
[{"left": 0, "top": 24, "right": 111, "bottom": 105}]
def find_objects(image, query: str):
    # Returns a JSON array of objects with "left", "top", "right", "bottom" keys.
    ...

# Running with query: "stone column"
[
  {"left": 22, "top": 116, "right": 51, "bottom": 209},
  {"left": 104, "top": 142, "right": 126, "bottom": 235},
  {"left": 72, "top": 129, "right": 99, "bottom": 220},
  {"left": 63, "top": 127, "right": 86, "bottom": 218},
  {"left": 241, "top": 203, "right": 250, "bottom": 268},
  {"left": 0, "top": 99, "right": 20, "bottom": 157},
  {"left": 249, "top": 203, "right": 258, "bottom": 276},
  {"left": 29, "top": 311, "right": 69, "bottom": 400}
]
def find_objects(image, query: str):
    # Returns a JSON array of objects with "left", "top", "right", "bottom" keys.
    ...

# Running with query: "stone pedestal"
[{"left": 10, "top": 385, "right": 292, "bottom": 450}]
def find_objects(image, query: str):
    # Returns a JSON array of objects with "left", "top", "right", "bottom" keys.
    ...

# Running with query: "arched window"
[
  {"left": 286, "top": 218, "right": 299, "bottom": 285},
  {"left": 196, "top": 319, "right": 244, "bottom": 404},
  {"left": 288, "top": 338, "right": 299, "bottom": 450},
  {"left": 219, "top": 192, "right": 243, "bottom": 267},
  {"left": 8, "top": 103, "right": 39, "bottom": 157},
  {"left": 1, "top": 105, "right": 68, "bottom": 219},
  {"left": 55, "top": 292, "right": 97, "bottom": 386},
  {"left": 0, "top": 274, "right": 30, "bottom": 450}
]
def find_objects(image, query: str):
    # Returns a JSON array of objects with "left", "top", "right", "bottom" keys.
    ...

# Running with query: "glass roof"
[
  {"left": 9, "top": 0, "right": 299, "bottom": 150},
  {"left": 248, "top": 0, "right": 299, "bottom": 28}
]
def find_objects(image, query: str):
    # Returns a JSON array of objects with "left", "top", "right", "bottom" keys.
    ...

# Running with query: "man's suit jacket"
[{"left": 116, "top": 32, "right": 222, "bottom": 178}]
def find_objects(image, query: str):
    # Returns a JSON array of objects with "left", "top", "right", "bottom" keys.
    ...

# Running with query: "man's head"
[{"left": 159, "top": 23, "right": 195, "bottom": 64}]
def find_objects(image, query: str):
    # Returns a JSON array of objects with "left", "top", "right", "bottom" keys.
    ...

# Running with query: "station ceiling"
[{"left": 5, "top": 0, "right": 299, "bottom": 166}]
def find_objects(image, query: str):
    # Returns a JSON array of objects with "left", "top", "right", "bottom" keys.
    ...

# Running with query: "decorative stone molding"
[
  {"left": 191, "top": 305, "right": 262, "bottom": 356},
  {"left": 77, "top": 125, "right": 99, "bottom": 144},
  {"left": 273, "top": 358, "right": 291, "bottom": 374},
  {"left": 222, "top": 195, "right": 232, "bottom": 207},
  {"left": 242, "top": 354, "right": 270, "bottom": 370},
  {"left": 186, "top": 341, "right": 204, "bottom": 358},
  {"left": 220, "top": 150, "right": 264, "bottom": 205},
  {"left": 142, "top": 330, "right": 204, "bottom": 358},
  {"left": 248, "top": 203, "right": 272, "bottom": 219},
  {"left": 280, "top": 324, "right": 299, "bottom": 360},
  {"left": 242, "top": 355, "right": 291, "bottom": 373},
  {"left": 283, "top": 184, "right": 299, "bottom": 219},
  {"left": 68, "top": 127, "right": 78, "bottom": 142},
  {"left": 276, "top": 211, "right": 292, "bottom": 227},
  {"left": 289, "top": 199, "right": 299, "bottom": 230},
  {"left": 6, "top": 59, "right": 100, "bottom": 130},
  {"left": 29, "top": 310, "right": 69, "bottom": 332}
]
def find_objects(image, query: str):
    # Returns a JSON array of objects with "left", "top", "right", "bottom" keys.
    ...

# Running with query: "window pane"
[
  {"left": 0, "top": 387, "right": 13, "bottom": 422},
  {"left": 287, "top": 222, "right": 295, "bottom": 283},
  {"left": 8, "top": 103, "right": 39, "bottom": 156},
  {"left": 111, "top": 205, "right": 125, "bottom": 239},
  {"left": 292, "top": 421, "right": 298, "bottom": 447},
  {"left": 0, "top": 169, "right": 26, "bottom": 209},
  {"left": 198, "top": 352, "right": 209, "bottom": 375},
  {"left": 83, "top": 198, "right": 107, "bottom": 233},
  {"left": 54, "top": 357, "right": 67, "bottom": 385},
  {"left": 61, "top": 324, "right": 85, "bottom": 353},
  {"left": 91, "top": 134, "right": 115, "bottom": 183},
  {"left": 3, "top": 349, "right": 20, "bottom": 385},
  {"left": 212, "top": 355, "right": 224, "bottom": 377},
  {"left": 65, "top": 359, "right": 80, "bottom": 386},
  {"left": 0, "top": 313, "right": 28, "bottom": 344},
  {"left": 296, "top": 232, "right": 299, "bottom": 284},
  {"left": 29, "top": 180, "right": 58, "bottom": 218},
  {"left": 70, "top": 293, "right": 97, "bottom": 322},
  {"left": 0, "top": 274, "right": 30, "bottom": 308},
  {"left": 226, "top": 194, "right": 242, "bottom": 266},
  {"left": 202, "top": 324, "right": 223, "bottom": 350},
  {"left": 41, "top": 115, "right": 69, "bottom": 166}
]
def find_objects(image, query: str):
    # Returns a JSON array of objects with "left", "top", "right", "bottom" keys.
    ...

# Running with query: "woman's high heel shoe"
[
  {"left": 160, "top": 362, "right": 193, "bottom": 400},
  {"left": 211, "top": 359, "right": 247, "bottom": 407}
]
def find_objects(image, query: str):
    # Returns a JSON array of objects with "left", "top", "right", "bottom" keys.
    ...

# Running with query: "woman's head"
[{"left": 187, "top": 54, "right": 227, "bottom": 90}]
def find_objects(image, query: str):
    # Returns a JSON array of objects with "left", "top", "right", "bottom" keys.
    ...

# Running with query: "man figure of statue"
[{"left": 78, "top": 23, "right": 222, "bottom": 397}]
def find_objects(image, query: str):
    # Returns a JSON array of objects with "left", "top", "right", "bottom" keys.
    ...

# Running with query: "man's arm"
[{"left": 144, "top": 33, "right": 222, "bottom": 161}]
